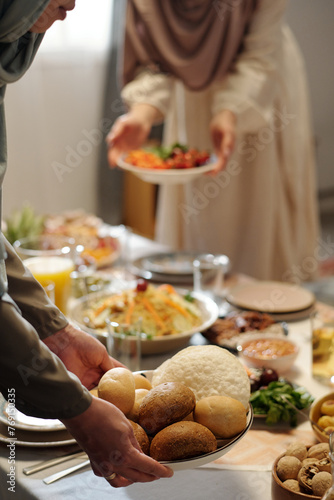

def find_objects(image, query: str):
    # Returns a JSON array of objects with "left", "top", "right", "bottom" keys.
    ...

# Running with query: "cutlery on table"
[
  {"left": 23, "top": 450, "right": 87, "bottom": 476},
  {"left": 43, "top": 459, "right": 91, "bottom": 485}
]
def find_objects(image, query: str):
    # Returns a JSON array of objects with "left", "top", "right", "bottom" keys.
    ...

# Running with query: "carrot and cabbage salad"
[
  {"left": 125, "top": 150, "right": 166, "bottom": 170},
  {"left": 124, "top": 143, "right": 210, "bottom": 170},
  {"left": 82, "top": 281, "right": 202, "bottom": 338}
]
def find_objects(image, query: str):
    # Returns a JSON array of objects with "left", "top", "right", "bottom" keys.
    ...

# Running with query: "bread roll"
[
  {"left": 150, "top": 421, "right": 217, "bottom": 461},
  {"left": 133, "top": 373, "right": 152, "bottom": 391},
  {"left": 183, "top": 412, "right": 194, "bottom": 422},
  {"left": 194, "top": 395, "right": 247, "bottom": 438},
  {"left": 128, "top": 420, "right": 150, "bottom": 455},
  {"left": 98, "top": 367, "right": 135, "bottom": 414},
  {"left": 127, "top": 389, "right": 150, "bottom": 422},
  {"left": 138, "top": 382, "right": 196, "bottom": 434}
]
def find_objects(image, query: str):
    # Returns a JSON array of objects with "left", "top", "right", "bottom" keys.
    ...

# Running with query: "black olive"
[{"left": 259, "top": 368, "right": 279, "bottom": 387}]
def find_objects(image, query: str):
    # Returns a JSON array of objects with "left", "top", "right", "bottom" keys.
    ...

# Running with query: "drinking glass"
[
  {"left": 105, "top": 319, "right": 142, "bottom": 372},
  {"left": 193, "top": 253, "right": 230, "bottom": 314},
  {"left": 14, "top": 235, "right": 75, "bottom": 314}
]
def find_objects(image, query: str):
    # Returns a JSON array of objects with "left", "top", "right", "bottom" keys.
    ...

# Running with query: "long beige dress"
[{"left": 122, "top": 0, "right": 320, "bottom": 282}]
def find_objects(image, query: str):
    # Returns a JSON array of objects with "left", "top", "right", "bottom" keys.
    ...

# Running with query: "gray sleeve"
[{"left": 0, "top": 297, "right": 92, "bottom": 419}]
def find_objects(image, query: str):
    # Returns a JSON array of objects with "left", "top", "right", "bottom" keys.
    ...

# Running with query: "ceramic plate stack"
[
  {"left": 226, "top": 281, "right": 316, "bottom": 321},
  {"left": 0, "top": 394, "right": 76, "bottom": 447},
  {"left": 130, "top": 252, "right": 200, "bottom": 285}
]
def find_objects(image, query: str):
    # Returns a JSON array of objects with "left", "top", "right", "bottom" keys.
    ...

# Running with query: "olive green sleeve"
[{"left": 0, "top": 297, "right": 92, "bottom": 419}]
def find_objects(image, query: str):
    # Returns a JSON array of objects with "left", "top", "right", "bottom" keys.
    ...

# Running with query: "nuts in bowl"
[
  {"left": 272, "top": 442, "right": 332, "bottom": 499},
  {"left": 237, "top": 335, "right": 299, "bottom": 373}
]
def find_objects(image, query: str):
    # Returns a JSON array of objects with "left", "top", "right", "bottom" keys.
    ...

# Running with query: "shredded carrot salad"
[
  {"left": 83, "top": 283, "right": 202, "bottom": 338},
  {"left": 124, "top": 144, "right": 211, "bottom": 170},
  {"left": 125, "top": 151, "right": 166, "bottom": 170}
]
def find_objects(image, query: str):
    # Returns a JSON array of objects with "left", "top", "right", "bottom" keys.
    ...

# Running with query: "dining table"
[{"left": 1, "top": 229, "right": 334, "bottom": 500}]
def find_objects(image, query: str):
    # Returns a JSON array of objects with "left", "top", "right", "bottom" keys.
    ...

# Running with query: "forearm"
[
  {"left": 0, "top": 297, "right": 91, "bottom": 419},
  {"left": 130, "top": 103, "right": 164, "bottom": 126},
  {"left": 121, "top": 68, "right": 173, "bottom": 120}
]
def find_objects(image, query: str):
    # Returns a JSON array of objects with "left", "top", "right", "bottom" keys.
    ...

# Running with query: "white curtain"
[{"left": 3, "top": 0, "right": 114, "bottom": 220}]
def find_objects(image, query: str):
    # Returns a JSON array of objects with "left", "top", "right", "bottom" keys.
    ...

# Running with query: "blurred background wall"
[
  {"left": 2, "top": 0, "right": 334, "bottom": 235},
  {"left": 286, "top": 0, "right": 334, "bottom": 214},
  {"left": 3, "top": 0, "right": 114, "bottom": 220}
]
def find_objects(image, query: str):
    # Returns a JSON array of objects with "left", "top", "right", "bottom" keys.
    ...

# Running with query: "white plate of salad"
[
  {"left": 68, "top": 281, "right": 219, "bottom": 355},
  {"left": 118, "top": 143, "right": 216, "bottom": 185}
]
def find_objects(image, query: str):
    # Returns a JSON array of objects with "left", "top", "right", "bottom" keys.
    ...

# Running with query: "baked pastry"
[
  {"left": 152, "top": 345, "right": 250, "bottom": 409},
  {"left": 127, "top": 389, "right": 150, "bottom": 422},
  {"left": 150, "top": 421, "right": 217, "bottom": 461},
  {"left": 138, "top": 382, "right": 196, "bottom": 434},
  {"left": 133, "top": 373, "right": 152, "bottom": 391},
  {"left": 128, "top": 420, "right": 150, "bottom": 455},
  {"left": 97, "top": 367, "right": 135, "bottom": 415},
  {"left": 194, "top": 395, "right": 247, "bottom": 438}
]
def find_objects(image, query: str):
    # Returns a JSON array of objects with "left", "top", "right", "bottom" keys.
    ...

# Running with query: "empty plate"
[{"left": 226, "top": 281, "right": 315, "bottom": 314}]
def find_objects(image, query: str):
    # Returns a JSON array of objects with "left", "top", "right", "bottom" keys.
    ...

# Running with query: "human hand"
[
  {"left": 209, "top": 109, "right": 237, "bottom": 172},
  {"left": 43, "top": 323, "right": 124, "bottom": 390},
  {"left": 61, "top": 396, "right": 173, "bottom": 487},
  {"left": 106, "top": 104, "right": 163, "bottom": 166}
]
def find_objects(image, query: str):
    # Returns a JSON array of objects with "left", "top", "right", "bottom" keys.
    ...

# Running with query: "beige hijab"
[{"left": 122, "top": 0, "right": 258, "bottom": 91}]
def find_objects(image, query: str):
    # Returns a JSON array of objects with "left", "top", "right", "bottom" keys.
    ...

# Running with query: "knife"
[
  {"left": 43, "top": 459, "right": 91, "bottom": 485},
  {"left": 23, "top": 450, "right": 87, "bottom": 476}
]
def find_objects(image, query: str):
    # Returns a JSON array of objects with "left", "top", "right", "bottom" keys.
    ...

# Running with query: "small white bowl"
[{"left": 237, "top": 335, "right": 299, "bottom": 373}]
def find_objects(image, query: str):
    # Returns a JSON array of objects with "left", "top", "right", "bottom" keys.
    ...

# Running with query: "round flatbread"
[{"left": 152, "top": 345, "right": 250, "bottom": 408}]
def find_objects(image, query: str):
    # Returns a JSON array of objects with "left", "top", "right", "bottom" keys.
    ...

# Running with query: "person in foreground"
[
  {"left": 0, "top": 0, "right": 172, "bottom": 488},
  {"left": 107, "top": 0, "right": 320, "bottom": 283}
]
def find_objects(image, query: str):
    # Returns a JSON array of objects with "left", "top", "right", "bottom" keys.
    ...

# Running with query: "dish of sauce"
[{"left": 241, "top": 338, "right": 297, "bottom": 359}]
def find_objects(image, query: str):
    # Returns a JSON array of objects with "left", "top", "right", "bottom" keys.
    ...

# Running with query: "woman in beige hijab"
[{"left": 108, "top": 0, "right": 320, "bottom": 283}]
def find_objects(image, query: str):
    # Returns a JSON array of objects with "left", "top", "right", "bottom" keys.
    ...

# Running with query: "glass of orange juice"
[
  {"left": 13, "top": 235, "right": 75, "bottom": 314},
  {"left": 24, "top": 256, "right": 74, "bottom": 314}
]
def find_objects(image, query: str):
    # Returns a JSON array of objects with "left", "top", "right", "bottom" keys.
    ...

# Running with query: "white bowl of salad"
[{"left": 68, "top": 279, "right": 219, "bottom": 355}]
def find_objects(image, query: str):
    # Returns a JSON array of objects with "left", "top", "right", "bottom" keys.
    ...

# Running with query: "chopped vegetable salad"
[
  {"left": 83, "top": 281, "right": 202, "bottom": 338},
  {"left": 124, "top": 143, "right": 210, "bottom": 170}
]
